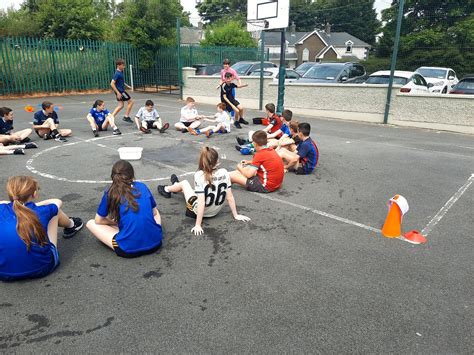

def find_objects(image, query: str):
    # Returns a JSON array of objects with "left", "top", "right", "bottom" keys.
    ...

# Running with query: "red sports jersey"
[
  {"left": 268, "top": 113, "right": 283, "bottom": 138},
  {"left": 251, "top": 148, "right": 284, "bottom": 192}
]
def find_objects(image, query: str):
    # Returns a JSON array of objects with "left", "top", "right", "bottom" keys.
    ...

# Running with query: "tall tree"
[
  {"left": 197, "top": 0, "right": 247, "bottom": 25},
  {"left": 289, "top": 0, "right": 319, "bottom": 32},
  {"left": 200, "top": 21, "right": 257, "bottom": 48}
]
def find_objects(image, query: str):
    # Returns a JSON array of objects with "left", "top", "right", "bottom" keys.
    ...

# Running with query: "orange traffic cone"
[{"left": 382, "top": 200, "right": 402, "bottom": 238}]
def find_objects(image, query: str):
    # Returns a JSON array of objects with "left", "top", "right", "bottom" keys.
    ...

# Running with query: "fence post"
[
  {"left": 383, "top": 0, "right": 405, "bottom": 124},
  {"left": 129, "top": 64, "right": 134, "bottom": 91},
  {"left": 259, "top": 31, "right": 265, "bottom": 110},
  {"left": 176, "top": 17, "right": 183, "bottom": 100}
]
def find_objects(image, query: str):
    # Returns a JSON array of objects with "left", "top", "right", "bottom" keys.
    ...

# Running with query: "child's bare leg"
[
  {"left": 167, "top": 180, "right": 195, "bottom": 201},
  {"left": 229, "top": 170, "right": 248, "bottom": 187},
  {"left": 112, "top": 101, "right": 124, "bottom": 117},
  {"left": 278, "top": 149, "right": 299, "bottom": 170},
  {"left": 175, "top": 122, "right": 186, "bottom": 130},
  {"left": 87, "top": 116, "right": 98, "bottom": 130},
  {"left": 154, "top": 119, "right": 163, "bottom": 130},
  {"left": 267, "top": 138, "right": 278, "bottom": 148},
  {"left": 237, "top": 105, "right": 244, "bottom": 119},
  {"left": 190, "top": 120, "right": 201, "bottom": 129},
  {"left": 213, "top": 123, "right": 225, "bottom": 133},
  {"left": 47, "top": 215, "right": 59, "bottom": 247},
  {"left": 0, "top": 135, "right": 12, "bottom": 145},
  {"left": 124, "top": 99, "right": 134, "bottom": 117},
  {"left": 15, "top": 129, "right": 32, "bottom": 141},
  {"left": 105, "top": 115, "right": 117, "bottom": 129},
  {"left": 86, "top": 220, "right": 117, "bottom": 250},
  {"left": 59, "top": 128, "right": 72, "bottom": 137},
  {"left": 199, "top": 126, "right": 213, "bottom": 133}
]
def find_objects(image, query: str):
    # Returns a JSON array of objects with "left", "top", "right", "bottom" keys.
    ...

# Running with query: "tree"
[
  {"left": 0, "top": 7, "right": 41, "bottom": 37},
  {"left": 113, "top": 0, "right": 189, "bottom": 68},
  {"left": 197, "top": 0, "right": 247, "bottom": 25},
  {"left": 200, "top": 20, "right": 257, "bottom": 48},
  {"left": 289, "top": 0, "right": 320, "bottom": 32}
]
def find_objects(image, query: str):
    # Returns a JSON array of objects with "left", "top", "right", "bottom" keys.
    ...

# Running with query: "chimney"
[
  {"left": 325, "top": 22, "right": 331, "bottom": 34},
  {"left": 290, "top": 21, "right": 296, "bottom": 36},
  {"left": 197, "top": 21, "right": 203, "bottom": 30}
]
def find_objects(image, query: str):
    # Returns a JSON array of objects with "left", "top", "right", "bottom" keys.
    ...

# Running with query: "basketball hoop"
[{"left": 247, "top": 0, "right": 289, "bottom": 32}]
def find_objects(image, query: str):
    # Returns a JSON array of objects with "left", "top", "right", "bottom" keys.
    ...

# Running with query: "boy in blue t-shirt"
[
  {"left": 86, "top": 100, "right": 121, "bottom": 137},
  {"left": 111, "top": 58, "right": 134, "bottom": 123},
  {"left": 0, "top": 107, "right": 34, "bottom": 145},
  {"left": 32, "top": 101, "right": 71, "bottom": 143},
  {"left": 278, "top": 122, "right": 319, "bottom": 175}
]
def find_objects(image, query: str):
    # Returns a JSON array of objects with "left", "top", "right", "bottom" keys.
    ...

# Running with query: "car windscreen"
[
  {"left": 455, "top": 79, "right": 474, "bottom": 89},
  {"left": 366, "top": 76, "right": 408, "bottom": 85},
  {"left": 231, "top": 63, "right": 253, "bottom": 75},
  {"left": 416, "top": 68, "right": 447, "bottom": 79},
  {"left": 302, "top": 65, "right": 342, "bottom": 80},
  {"left": 249, "top": 71, "right": 273, "bottom": 77},
  {"left": 295, "top": 63, "right": 314, "bottom": 73}
]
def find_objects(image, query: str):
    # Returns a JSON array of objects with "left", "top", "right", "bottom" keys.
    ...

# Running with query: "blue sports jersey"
[
  {"left": 0, "top": 118, "right": 13, "bottom": 135},
  {"left": 97, "top": 181, "right": 162, "bottom": 253},
  {"left": 0, "top": 202, "right": 58, "bottom": 281},
  {"left": 297, "top": 137, "right": 319, "bottom": 174},
  {"left": 33, "top": 110, "right": 59, "bottom": 125},
  {"left": 89, "top": 108, "right": 110, "bottom": 126},
  {"left": 281, "top": 123, "right": 291, "bottom": 136},
  {"left": 112, "top": 70, "right": 125, "bottom": 93}
]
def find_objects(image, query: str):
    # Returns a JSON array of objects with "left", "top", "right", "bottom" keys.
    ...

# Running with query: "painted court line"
[
  {"left": 254, "top": 192, "right": 381, "bottom": 234},
  {"left": 421, "top": 174, "right": 474, "bottom": 236}
]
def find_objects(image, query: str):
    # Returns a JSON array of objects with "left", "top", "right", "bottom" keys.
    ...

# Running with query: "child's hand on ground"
[
  {"left": 234, "top": 214, "right": 251, "bottom": 222},
  {"left": 191, "top": 225, "right": 204, "bottom": 236}
]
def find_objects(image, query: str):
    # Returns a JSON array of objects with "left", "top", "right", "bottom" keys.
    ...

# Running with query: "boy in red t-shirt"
[{"left": 230, "top": 130, "right": 284, "bottom": 193}]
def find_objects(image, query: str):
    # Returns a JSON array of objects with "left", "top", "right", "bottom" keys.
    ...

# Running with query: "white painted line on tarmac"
[
  {"left": 421, "top": 174, "right": 474, "bottom": 236},
  {"left": 253, "top": 192, "right": 381, "bottom": 234}
]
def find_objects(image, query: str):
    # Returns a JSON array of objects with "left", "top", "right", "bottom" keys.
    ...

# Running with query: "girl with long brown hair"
[
  {"left": 157, "top": 146, "right": 250, "bottom": 236},
  {"left": 0, "top": 176, "right": 83, "bottom": 281},
  {"left": 86, "top": 160, "right": 163, "bottom": 258}
]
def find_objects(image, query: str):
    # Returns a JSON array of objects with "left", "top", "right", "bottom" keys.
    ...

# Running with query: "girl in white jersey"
[
  {"left": 157, "top": 146, "right": 250, "bottom": 235},
  {"left": 188, "top": 103, "right": 231, "bottom": 138}
]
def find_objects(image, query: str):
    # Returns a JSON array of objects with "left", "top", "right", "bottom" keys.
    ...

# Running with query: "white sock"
[
  {"left": 164, "top": 186, "right": 170, "bottom": 193},
  {"left": 67, "top": 218, "right": 74, "bottom": 228}
]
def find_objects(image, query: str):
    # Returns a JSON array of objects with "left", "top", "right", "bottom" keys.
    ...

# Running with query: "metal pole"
[
  {"left": 383, "top": 0, "right": 405, "bottom": 124},
  {"left": 276, "top": 29, "right": 286, "bottom": 114},
  {"left": 176, "top": 17, "right": 183, "bottom": 100},
  {"left": 129, "top": 64, "right": 134, "bottom": 92},
  {"left": 259, "top": 31, "right": 265, "bottom": 110}
]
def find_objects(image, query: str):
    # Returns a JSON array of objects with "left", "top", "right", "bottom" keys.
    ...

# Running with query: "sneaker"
[
  {"left": 13, "top": 148, "right": 25, "bottom": 155},
  {"left": 160, "top": 123, "right": 170, "bottom": 133},
  {"left": 24, "top": 142, "right": 38, "bottom": 149},
  {"left": 181, "top": 128, "right": 188, "bottom": 134},
  {"left": 55, "top": 135, "right": 68, "bottom": 143},
  {"left": 235, "top": 145, "right": 242, "bottom": 152},
  {"left": 236, "top": 137, "right": 250, "bottom": 146},
  {"left": 63, "top": 217, "right": 84, "bottom": 239},
  {"left": 239, "top": 117, "right": 249, "bottom": 125},
  {"left": 140, "top": 126, "right": 151, "bottom": 134},
  {"left": 20, "top": 137, "right": 31, "bottom": 143},
  {"left": 240, "top": 147, "right": 253, "bottom": 155},
  {"left": 187, "top": 127, "right": 198, "bottom": 135},
  {"left": 234, "top": 121, "right": 242, "bottom": 129},
  {"left": 205, "top": 130, "right": 213, "bottom": 138},
  {"left": 123, "top": 116, "right": 133, "bottom": 123},
  {"left": 170, "top": 174, "right": 179, "bottom": 185},
  {"left": 92, "top": 130, "right": 99, "bottom": 137},
  {"left": 157, "top": 185, "right": 171, "bottom": 198},
  {"left": 43, "top": 133, "right": 52, "bottom": 140},
  {"left": 113, "top": 128, "right": 122, "bottom": 135}
]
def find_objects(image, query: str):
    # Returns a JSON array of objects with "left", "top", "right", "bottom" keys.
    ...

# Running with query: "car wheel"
[{"left": 442, "top": 87, "right": 447, "bottom": 94}]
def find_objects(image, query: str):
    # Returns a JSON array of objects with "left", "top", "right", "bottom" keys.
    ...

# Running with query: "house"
[
  {"left": 259, "top": 23, "right": 371, "bottom": 68},
  {"left": 180, "top": 23, "right": 205, "bottom": 45}
]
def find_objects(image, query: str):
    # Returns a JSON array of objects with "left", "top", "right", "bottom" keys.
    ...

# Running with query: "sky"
[{"left": 0, "top": 0, "right": 393, "bottom": 24}]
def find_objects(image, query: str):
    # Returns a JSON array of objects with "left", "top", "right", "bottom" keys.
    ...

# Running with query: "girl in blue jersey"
[
  {"left": 86, "top": 160, "right": 163, "bottom": 258},
  {"left": 0, "top": 176, "right": 83, "bottom": 281},
  {"left": 86, "top": 100, "right": 121, "bottom": 137}
]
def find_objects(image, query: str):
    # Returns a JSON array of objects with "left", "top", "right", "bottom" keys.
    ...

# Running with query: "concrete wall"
[{"left": 182, "top": 67, "right": 474, "bottom": 134}]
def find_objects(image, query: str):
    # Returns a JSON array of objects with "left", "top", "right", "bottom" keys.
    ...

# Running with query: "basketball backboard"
[{"left": 247, "top": 0, "right": 289, "bottom": 32}]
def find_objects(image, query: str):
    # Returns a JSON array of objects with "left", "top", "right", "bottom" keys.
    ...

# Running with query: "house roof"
[
  {"left": 261, "top": 30, "right": 371, "bottom": 48},
  {"left": 180, "top": 27, "right": 204, "bottom": 45}
]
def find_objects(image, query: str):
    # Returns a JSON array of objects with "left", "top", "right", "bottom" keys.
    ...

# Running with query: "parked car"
[
  {"left": 415, "top": 67, "right": 458, "bottom": 94},
  {"left": 298, "top": 62, "right": 366, "bottom": 83},
  {"left": 365, "top": 70, "right": 433, "bottom": 94},
  {"left": 231, "top": 61, "right": 277, "bottom": 76},
  {"left": 192, "top": 64, "right": 223, "bottom": 76},
  {"left": 449, "top": 76, "right": 474, "bottom": 95},
  {"left": 294, "top": 62, "right": 317, "bottom": 76},
  {"left": 249, "top": 68, "right": 301, "bottom": 83}
]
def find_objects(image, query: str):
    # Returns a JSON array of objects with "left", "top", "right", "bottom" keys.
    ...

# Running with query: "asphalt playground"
[{"left": 0, "top": 92, "right": 473, "bottom": 353}]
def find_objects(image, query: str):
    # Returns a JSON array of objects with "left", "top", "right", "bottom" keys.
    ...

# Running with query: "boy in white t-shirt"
[
  {"left": 134, "top": 100, "right": 169, "bottom": 134},
  {"left": 174, "top": 97, "right": 203, "bottom": 134},
  {"left": 188, "top": 103, "right": 231, "bottom": 138}
]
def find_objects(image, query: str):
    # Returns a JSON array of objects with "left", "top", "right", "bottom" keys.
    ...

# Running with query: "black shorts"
[
  {"left": 112, "top": 236, "right": 162, "bottom": 258},
  {"left": 181, "top": 121, "right": 193, "bottom": 128},
  {"left": 145, "top": 121, "right": 156, "bottom": 129},
  {"left": 117, "top": 91, "right": 131, "bottom": 102},
  {"left": 246, "top": 176, "right": 268, "bottom": 193},
  {"left": 97, "top": 125, "right": 108, "bottom": 132}
]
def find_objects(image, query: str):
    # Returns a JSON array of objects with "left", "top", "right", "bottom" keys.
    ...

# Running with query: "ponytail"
[
  {"left": 7, "top": 176, "right": 47, "bottom": 250},
  {"left": 198, "top": 147, "right": 219, "bottom": 186},
  {"left": 107, "top": 160, "right": 140, "bottom": 223}
]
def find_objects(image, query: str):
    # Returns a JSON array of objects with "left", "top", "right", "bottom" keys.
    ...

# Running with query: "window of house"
[
  {"left": 302, "top": 48, "right": 309, "bottom": 62},
  {"left": 345, "top": 41, "right": 353, "bottom": 53}
]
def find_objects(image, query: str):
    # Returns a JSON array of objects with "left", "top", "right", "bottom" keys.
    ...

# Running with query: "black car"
[
  {"left": 294, "top": 62, "right": 318, "bottom": 76},
  {"left": 298, "top": 62, "right": 367, "bottom": 84},
  {"left": 450, "top": 76, "right": 474, "bottom": 95},
  {"left": 231, "top": 61, "right": 277, "bottom": 76},
  {"left": 192, "top": 64, "right": 223, "bottom": 76}
]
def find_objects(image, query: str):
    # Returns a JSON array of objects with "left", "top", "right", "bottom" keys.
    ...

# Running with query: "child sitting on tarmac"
[
  {"left": 33, "top": 101, "right": 71, "bottom": 143},
  {"left": 221, "top": 72, "right": 248, "bottom": 129},
  {"left": 230, "top": 130, "right": 285, "bottom": 193},
  {"left": 278, "top": 122, "right": 319, "bottom": 175},
  {"left": 86, "top": 100, "right": 122, "bottom": 137},
  {"left": 267, "top": 109, "right": 294, "bottom": 149},
  {"left": 188, "top": 103, "right": 231, "bottom": 138},
  {"left": 134, "top": 100, "right": 170, "bottom": 134},
  {"left": 0, "top": 176, "right": 83, "bottom": 281},
  {"left": 175, "top": 97, "right": 203, "bottom": 134},
  {"left": 157, "top": 146, "right": 250, "bottom": 235},
  {"left": 86, "top": 160, "right": 163, "bottom": 258},
  {"left": 0, "top": 107, "right": 34, "bottom": 144}
]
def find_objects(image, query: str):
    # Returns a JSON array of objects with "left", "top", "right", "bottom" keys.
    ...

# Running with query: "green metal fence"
[{"left": 0, "top": 37, "right": 138, "bottom": 95}]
